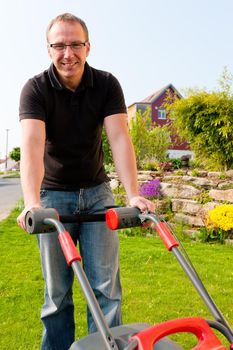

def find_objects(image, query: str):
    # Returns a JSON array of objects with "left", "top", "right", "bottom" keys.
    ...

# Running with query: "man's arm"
[
  {"left": 17, "top": 119, "right": 46, "bottom": 230},
  {"left": 104, "top": 114, "right": 155, "bottom": 212}
]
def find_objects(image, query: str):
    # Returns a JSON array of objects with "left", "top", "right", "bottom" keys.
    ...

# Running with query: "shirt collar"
[{"left": 48, "top": 62, "right": 93, "bottom": 91}]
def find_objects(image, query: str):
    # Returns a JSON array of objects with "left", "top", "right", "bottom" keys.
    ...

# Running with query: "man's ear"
[
  {"left": 86, "top": 42, "right": 91, "bottom": 57},
  {"left": 47, "top": 45, "right": 52, "bottom": 59}
]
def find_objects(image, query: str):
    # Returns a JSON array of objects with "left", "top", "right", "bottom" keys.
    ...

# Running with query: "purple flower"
[{"left": 139, "top": 179, "right": 161, "bottom": 198}]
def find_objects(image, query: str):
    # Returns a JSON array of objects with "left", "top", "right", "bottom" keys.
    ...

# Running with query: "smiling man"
[
  {"left": 18, "top": 13, "right": 155, "bottom": 350},
  {"left": 46, "top": 17, "right": 90, "bottom": 90}
]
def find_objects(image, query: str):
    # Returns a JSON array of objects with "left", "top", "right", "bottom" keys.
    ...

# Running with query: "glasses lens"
[
  {"left": 52, "top": 44, "right": 65, "bottom": 51},
  {"left": 71, "top": 43, "right": 85, "bottom": 50}
]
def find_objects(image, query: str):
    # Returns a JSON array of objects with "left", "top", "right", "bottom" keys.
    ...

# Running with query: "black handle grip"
[
  {"left": 25, "top": 208, "right": 59, "bottom": 234},
  {"left": 25, "top": 208, "right": 107, "bottom": 234},
  {"left": 25, "top": 207, "right": 143, "bottom": 233},
  {"left": 106, "top": 207, "right": 142, "bottom": 230}
]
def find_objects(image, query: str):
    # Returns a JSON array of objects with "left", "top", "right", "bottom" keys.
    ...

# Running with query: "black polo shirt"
[{"left": 19, "top": 63, "right": 127, "bottom": 190}]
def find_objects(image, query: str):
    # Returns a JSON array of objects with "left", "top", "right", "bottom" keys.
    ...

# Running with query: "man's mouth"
[{"left": 61, "top": 62, "right": 77, "bottom": 67}]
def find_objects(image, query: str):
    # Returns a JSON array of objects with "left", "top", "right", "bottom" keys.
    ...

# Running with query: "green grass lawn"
[{"left": 0, "top": 209, "right": 233, "bottom": 349}]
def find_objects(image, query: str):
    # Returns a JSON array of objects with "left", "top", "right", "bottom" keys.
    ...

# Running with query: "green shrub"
[
  {"left": 191, "top": 169, "right": 200, "bottom": 177},
  {"left": 9, "top": 147, "right": 20, "bottom": 162},
  {"left": 173, "top": 169, "right": 185, "bottom": 176},
  {"left": 129, "top": 108, "right": 171, "bottom": 168},
  {"left": 196, "top": 227, "right": 227, "bottom": 243},
  {"left": 170, "top": 158, "right": 182, "bottom": 169},
  {"left": 165, "top": 68, "right": 233, "bottom": 170},
  {"left": 194, "top": 191, "right": 212, "bottom": 204},
  {"left": 102, "top": 127, "right": 113, "bottom": 166}
]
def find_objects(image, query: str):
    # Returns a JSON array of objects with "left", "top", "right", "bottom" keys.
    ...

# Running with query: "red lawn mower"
[{"left": 25, "top": 206, "right": 233, "bottom": 350}]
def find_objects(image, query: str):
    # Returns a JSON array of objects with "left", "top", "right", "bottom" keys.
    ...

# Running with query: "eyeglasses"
[{"left": 49, "top": 42, "right": 88, "bottom": 51}]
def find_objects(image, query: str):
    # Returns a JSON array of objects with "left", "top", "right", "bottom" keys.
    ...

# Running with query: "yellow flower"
[{"left": 207, "top": 204, "right": 233, "bottom": 231}]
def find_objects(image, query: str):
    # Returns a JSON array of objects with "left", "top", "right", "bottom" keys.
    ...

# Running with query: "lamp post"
[{"left": 5, "top": 129, "right": 9, "bottom": 173}]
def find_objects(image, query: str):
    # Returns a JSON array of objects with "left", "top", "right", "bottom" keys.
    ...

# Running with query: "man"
[{"left": 17, "top": 13, "right": 155, "bottom": 350}]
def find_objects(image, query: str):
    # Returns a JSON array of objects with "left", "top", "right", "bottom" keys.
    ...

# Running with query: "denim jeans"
[{"left": 37, "top": 182, "right": 122, "bottom": 350}]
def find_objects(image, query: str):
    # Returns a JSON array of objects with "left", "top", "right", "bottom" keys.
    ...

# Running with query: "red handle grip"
[
  {"left": 130, "top": 317, "right": 227, "bottom": 350},
  {"left": 58, "top": 231, "right": 82, "bottom": 266}
]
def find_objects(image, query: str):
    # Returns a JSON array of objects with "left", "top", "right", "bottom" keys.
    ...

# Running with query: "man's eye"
[
  {"left": 71, "top": 43, "right": 82, "bottom": 49},
  {"left": 53, "top": 44, "right": 65, "bottom": 50}
]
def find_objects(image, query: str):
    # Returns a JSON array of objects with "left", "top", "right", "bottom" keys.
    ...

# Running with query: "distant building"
[
  {"left": 128, "top": 84, "right": 193, "bottom": 159},
  {"left": 0, "top": 158, "right": 19, "bottom": 172}
]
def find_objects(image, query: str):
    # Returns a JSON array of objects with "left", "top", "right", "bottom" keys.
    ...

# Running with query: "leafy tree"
[
  {"left": 129, "top": 108, "right": 171, "bottom": 168},
  {"left": 166, "top": 69, "right": 233, "bottom": 170},
  {"left": 102, "top": 127, "right": 113, "bottom": 166},
  {"left": 102, "top": 107, "right": 171, "bottom": 170},
  {"left": 146, "top": 125, "right": 171, "bottom": 162},
  {"left": 129, "top": 108, "right": 151, "bottom": 167},
  {"left": 9, "top": 147, "right": 20, "bottom": 162}
]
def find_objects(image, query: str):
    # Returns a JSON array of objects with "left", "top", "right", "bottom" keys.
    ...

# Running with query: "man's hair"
[{"left": 46, "top": 13, "right": 89, "bottom": 42}]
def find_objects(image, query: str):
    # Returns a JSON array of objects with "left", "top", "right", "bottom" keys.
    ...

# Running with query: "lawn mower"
[{"left": 25, "top": 206, "right": 233, "bottom": 350}]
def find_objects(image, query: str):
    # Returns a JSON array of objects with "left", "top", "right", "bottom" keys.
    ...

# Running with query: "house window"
[{"left": 158, "top": 108, "right": 166, "bottom": 120}]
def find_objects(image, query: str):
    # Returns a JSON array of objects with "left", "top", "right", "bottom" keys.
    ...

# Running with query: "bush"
[
  {"left": 129, "top": 108, "right": 171, "bottom": 168},
  {"left": 170, "top": 158, "right": 182, "bottom": 169},
  {"left": 102, "top": 127, "right": 113, "bottom": 166},
  {"left": 9, "top": 147, "right": 20, "bottom": 162},
  {"left": 196, "top": 227, "right": 226, "bottom": 243},
  {"left": 165, "top": 69, "right": 233, "bottom": 170}
]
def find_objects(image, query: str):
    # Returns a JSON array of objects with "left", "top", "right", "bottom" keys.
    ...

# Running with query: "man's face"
[{"left": 47, "top": 21, "right": 90, "bottom": 83}]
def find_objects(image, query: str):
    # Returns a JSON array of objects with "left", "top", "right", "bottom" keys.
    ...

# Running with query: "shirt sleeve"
[
  {"left": 19, "top": 78, "right": 46, "bottom": 122},
  {"left": 103, "top": 73, "right": 127, "bottom": 117}
]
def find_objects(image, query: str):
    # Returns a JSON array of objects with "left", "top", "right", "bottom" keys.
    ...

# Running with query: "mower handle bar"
[{"left": 24, "top": 207, "right": 233, "bottom": 345}]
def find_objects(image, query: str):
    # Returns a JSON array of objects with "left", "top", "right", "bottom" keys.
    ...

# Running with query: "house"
[
  {"left": 128, "top": 84, "right": 193, "bottom": 159},
  {"left": 0, "top": 158, "right": 19, "bottom": 172}
]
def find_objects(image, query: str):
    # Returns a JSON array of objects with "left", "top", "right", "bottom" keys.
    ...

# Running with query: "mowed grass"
[{"left": 0, "top": 208, "right": 233, "bottom": 349}]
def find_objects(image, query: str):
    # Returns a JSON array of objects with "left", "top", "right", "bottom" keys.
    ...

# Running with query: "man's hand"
[
  {"left": 17, "top": 204, "right": 41, "bottom": 231},
  {"left": 129, "top": 196, "right": 155, "bottom": 213}
]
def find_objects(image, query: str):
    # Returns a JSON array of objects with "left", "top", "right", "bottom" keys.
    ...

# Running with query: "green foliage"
[
  {"left": 129, "top": 108, "right": 151, "bottom": 167},
  {"left": 219, "top": 172, "right": 227, "bottom": 180},
  {"left": 172, "top": 220, "right": 192, "bottom": 242},
  {"left": 104, "top": 163, "right": 115, "bottom": 173},
  {"left": 173, "top": 169, "right": 185, "bottom": 176},
  {"left": 146, "top": 126, "right": 171, "bottom": 162},
  {"left": 196, "top": 227, "right": 227, "bottom": 243},
  {"left": 191, "top": 169, "right": 200, "bottom": 177},
  {"left": 142, "top": 159, "right": 160, "bottom": 171},
  {"left": 166, "top": 70, "right": 233, "bottom": 170},
  {"left": 2, "top": 171, "right": 20, "bottom": 178},
  {"left": 9, "top": 147, "right": 20, "bottom": 162},
  {"left": 194, "top": 190, "right": 212, "bottom": 204},
  {"left": 170, "top": 158, "right": 182, "bottom": 169},
  {"left": 102, "top": 127, "right": 113, "bottom": 166},
  {"left": 129, "top": 108, "right": 171, "bottom": 168}
]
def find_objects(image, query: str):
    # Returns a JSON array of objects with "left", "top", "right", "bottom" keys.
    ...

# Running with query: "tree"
[
  {"left": 129, "top": 108, "right": 171, "bottom": 168},
  {"left": 129, "top": 108, "right": 151, "bottom": 167},
  {"left": 9, "top": 147, "right": 20, "bottom": 162},
  {"left": 102, "top": 127, "right": 113, "bottom": 166},
  {"left": 166, "top": 69, "right": 233, "bottom": 170},
  {"left": 102, "top": 108, "right": 171, "bottom": 170}
]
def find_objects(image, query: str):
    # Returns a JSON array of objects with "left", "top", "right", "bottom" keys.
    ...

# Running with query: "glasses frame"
[{"left": 49, "top": 42, "right": 88, "bottom": 51}]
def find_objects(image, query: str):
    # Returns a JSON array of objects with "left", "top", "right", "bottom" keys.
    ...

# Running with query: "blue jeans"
[{"left": 37, "top": 182, "right": 122, "bottom": 350}]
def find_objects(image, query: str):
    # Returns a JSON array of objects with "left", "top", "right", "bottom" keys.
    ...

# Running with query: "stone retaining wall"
[{"left": 109, "top": 170, "right": 233, "bottom": 228}]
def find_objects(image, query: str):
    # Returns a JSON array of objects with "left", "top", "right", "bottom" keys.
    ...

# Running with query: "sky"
[{"left": 0, "top": 0, "right": 233, "bottom": 158}]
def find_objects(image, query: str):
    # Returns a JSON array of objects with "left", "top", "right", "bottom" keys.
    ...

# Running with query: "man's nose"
[{"left": 63, "top": 46, "right": 74, "bottom": 56}]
